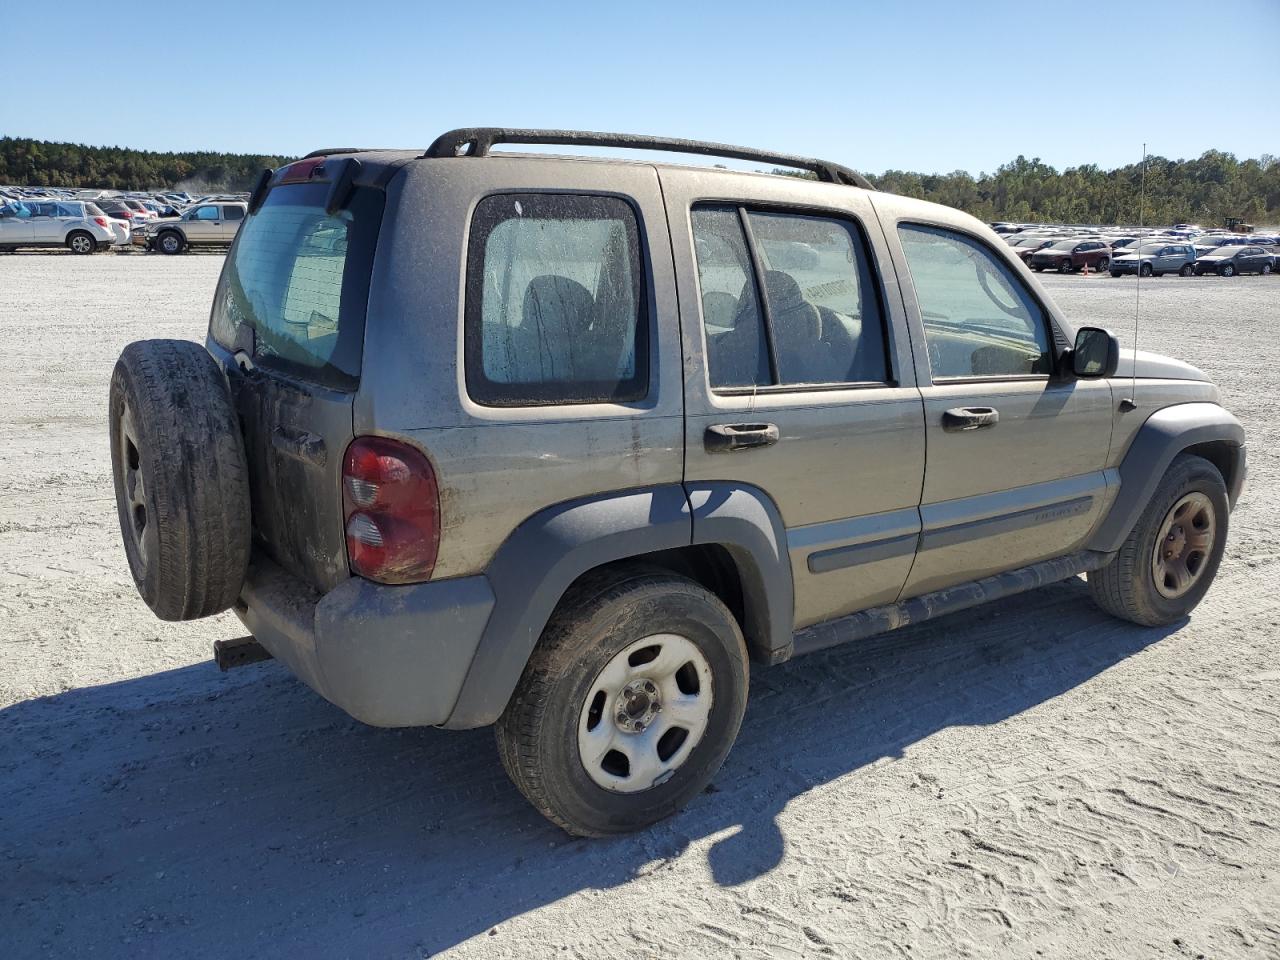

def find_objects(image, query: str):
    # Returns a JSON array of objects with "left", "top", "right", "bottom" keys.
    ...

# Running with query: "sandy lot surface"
[{"left": 1, "top": 254, "right": 1278, "bottom": 959}]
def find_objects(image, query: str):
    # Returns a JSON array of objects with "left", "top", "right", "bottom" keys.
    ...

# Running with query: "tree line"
[
  {"left": 3, "top": 136, "right": 1277, "bottom": 227},
  {"left": 0, "top": 137, "right": 293, "bottom": 193}
]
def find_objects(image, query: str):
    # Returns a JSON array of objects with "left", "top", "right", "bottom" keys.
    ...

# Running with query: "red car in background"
[{"left": 1029, "top": 239, "right": 1112, "bottom": 273}]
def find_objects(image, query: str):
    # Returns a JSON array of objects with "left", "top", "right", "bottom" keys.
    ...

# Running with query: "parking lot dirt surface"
[{"left": 2, "top": 255, "right": 1278, "bottom": 959}]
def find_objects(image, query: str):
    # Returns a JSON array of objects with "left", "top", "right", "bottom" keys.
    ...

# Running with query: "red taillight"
[
  {"left": 342, "top": 437, "right": 440, "bottom": 584},
  {"left": 120, "top": 211, "right": 134, "bottom": 219},
  {"left": 93, "top": 217, "right": 108, "bottom": 227}
]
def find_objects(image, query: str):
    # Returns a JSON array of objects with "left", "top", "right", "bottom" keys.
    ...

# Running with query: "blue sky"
[{"left": 3, "top": 0, "right": 1277, "bottom": 174}]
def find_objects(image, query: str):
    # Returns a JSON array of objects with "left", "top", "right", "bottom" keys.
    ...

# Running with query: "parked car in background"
[
  {"left": 137, "top": 200, "right": 248, "bottom": 253},
  {"left": 1110, "top": 241, "right": 1197, "bottom": 277},
  {"left": 1008, "top": 236, "right": 1058, "bottom": 262},
  {"left": 1029, "top": 238, "right": 1112, "bottom": 273},
  {"left": 1193, "top": 244, "right": 1274, "bottom": 277},
  {"left": 0, "top": 199, "right": 117, "bottom": 253},
  {"left": 96, "top": 198, "right": 145, "bottom": 225}
]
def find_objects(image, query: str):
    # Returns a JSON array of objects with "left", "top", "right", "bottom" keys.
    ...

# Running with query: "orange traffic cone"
[{"left": 1082, "top": 260, "right": 1090, "bottom": 277}]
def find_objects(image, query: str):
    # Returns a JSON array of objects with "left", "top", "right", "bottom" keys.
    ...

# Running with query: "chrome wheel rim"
[
  {"left": 70, "top": 235, "right": 91, "bottom": 253},
  {"left": 161, "top": 234, "right": 179, "bottom": 253},
  {"left": 577, "top": 633, "right": 713, "bottom": 793},
  {"left": 118, "top": 403, "right": 156, "bottom": 568},
  {"left": 1152, "top": 492, "right": 1215, "bottom": 600}
]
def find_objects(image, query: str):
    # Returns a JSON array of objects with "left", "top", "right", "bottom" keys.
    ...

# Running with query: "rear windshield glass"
[{"left": 210, "top": 181, "right": 383, "bottom": 390}]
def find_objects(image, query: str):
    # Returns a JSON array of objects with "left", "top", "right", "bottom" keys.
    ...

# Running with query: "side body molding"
[
  {"left": 1089, "top": 402, "right": 1246, "bottom": 553},
  {"left": 687, "top": 482, "right": 795, "bottom": 665},
  {"left": 443, "top": 485, "right": 692, "bottom": 729}
]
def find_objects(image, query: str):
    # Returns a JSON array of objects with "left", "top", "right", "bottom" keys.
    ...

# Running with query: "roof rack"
[
  {"left": 301, "top": 147, "right": 369, "bottom": 159},
  {"left": 422, "top": 127, "right": 875, "bottom": 190}
]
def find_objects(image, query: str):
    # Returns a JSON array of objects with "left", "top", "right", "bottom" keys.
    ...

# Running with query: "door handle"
[
  {"left": 942, "top": 406, "right": 999, "bottom": 431},
  {"left": 704, "top": 422, "right": 779, "bottom": 453}
]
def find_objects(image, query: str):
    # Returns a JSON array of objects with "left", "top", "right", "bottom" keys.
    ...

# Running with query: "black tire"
[
  {"left": 1111, "top": 271, "right": 1122, "bottom": 278},
  {"left": 1097, "top": 256, "right": 1110, "bottom": 271},
  {"left": 1179, "top": 263, "right": 1194, "bottom": 277},
  {"left": 1219, "top": 264, "right": 1235, "bottom": 277},
  {"left": 1088, "top": 454, "right": 1229, "bottom": 627},
  {"left": 1139, "top": 263, "right": 1153, "bottom": 277},
  {"left": 66, "top": 230, "right": 96, "bottom": 255},
  {"left": 1058, "top": 260, "right": 1073, "bottom": 273},
  {"left": 156, "top": 230, "right": 185, "bottom": 255},
  {"left": 1033, "top": 265, "right": 1044, "bottom": 272},
  {"left": 496, "top": 566, "right": 750, "bottom": 837},
  {"left": 1263, "top": 263, "right": 1273, "bottom": 275},
  {"left": 109, "top": 339, "right": 251, "bottom": 621}
]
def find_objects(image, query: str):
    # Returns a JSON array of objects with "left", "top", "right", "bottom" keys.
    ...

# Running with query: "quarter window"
[
  {"left": 465, "top": 193, "right": 646, "bottom": 406},
  {"left": 692, "top": 205, "right": 889, "bottom": 390},
  {"left": 224, "top": 205, "right": 244, "bottom": 221},
  {"left": 898, "top": 224, "right": 1053, "bottom": 380}
]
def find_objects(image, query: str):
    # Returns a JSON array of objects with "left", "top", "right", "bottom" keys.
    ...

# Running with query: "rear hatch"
[{"left": 207, "top": 166, "right": 386, "bottom": 592}]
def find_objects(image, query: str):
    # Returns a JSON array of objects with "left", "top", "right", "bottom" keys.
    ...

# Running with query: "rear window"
[{"left": 211, "top": 181, "right": 384, "bottom": 390}]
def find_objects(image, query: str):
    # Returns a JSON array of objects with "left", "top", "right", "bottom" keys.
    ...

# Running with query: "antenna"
[{"left": 1120, "top": 143, "right": 1146, "bottom": 412}]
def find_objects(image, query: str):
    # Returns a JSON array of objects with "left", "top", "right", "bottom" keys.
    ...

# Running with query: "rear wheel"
[
  {"left": 496, "top": 566, "right": 749, "bottom": 836},
  {"left": 1263, "top": 263, "right": 1273, "bottom": 275},
  {"left": 109, "top": 339, "right": 251, "bottom": 621},
  {"left": 1097, "top": 256, "right": 1110, "bottom": 271},
  {"left": 156, "top": 230, "right": 185, "bottom": 255},
  {"left": 1088, "top": 454, "right": 1228, "bottom": 627},
  {"left": 1219, "top": 264, "right": 1235, "bottom": 277},
  {"left": 1179, "top": 263, "right": 1194, "bottom": 277},
  {"left": 66, "top": 230, "right": 95, "bottom": 255}
]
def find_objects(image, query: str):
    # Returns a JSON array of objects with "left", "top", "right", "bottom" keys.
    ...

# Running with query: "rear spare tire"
[{"left": 109, "top": 339, "right": 251, "bottom": 621}]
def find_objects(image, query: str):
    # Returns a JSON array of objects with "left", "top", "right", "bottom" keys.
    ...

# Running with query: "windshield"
[
  {"left": 1213, "top": 245, "right": 1246, "bottom": 255},
  {"left": 1048, "top": 240, "right": 1077, "bottom": 250},
  {"left": 210, "top": 181, "right": 384, "bottom": 390}
]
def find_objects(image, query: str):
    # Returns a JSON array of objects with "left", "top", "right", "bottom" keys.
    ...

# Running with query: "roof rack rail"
[{"left": 422, "top": 128, "right": 874, "bottom": 190}]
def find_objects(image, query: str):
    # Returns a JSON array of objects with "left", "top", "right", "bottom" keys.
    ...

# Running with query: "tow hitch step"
[{"left": 213, "top": 635, "right": 274, "bottom": 671}]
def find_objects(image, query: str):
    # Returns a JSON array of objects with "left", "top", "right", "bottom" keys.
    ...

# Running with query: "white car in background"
[{"left": 0, "top": 200, "right": 119, "bottom": 254}]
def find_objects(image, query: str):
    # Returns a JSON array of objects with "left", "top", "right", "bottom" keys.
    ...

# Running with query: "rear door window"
[
  {"left": 210, "top": 181, "right": 384, "bottom": 390},
  {"left": 465, "top": 193, "right": 647, "bottom": 406},
  {"left": 691, "top": 204, "right": 889, "bottom": 390}
]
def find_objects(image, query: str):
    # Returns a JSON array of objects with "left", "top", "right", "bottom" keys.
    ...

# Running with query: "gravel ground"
[{"left": 1, "top": 254, "right": 1278, "bottom": 959}]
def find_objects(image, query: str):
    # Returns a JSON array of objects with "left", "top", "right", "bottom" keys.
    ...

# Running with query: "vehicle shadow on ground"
[{"left": 1, "top": 577, "right": 1178, "bottom": 958}]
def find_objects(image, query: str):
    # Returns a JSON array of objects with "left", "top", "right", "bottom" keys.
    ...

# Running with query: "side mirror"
[{"left": 1069, "top": 326, "right": 1120, "bottom": 378}]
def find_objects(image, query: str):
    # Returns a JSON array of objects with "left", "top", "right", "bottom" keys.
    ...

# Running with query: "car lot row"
[
  {"left": 0, "top": 195, "right": 248, "bottom": 255},
  {"left": 996, "top": 221, "right": 1279, "bottom": 278}
]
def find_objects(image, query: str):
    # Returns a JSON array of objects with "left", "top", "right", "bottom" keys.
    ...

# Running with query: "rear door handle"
[
  {"left": 942, "top": 406, "right": 999, "bottom": 431},
  {"left": 705, "top": 422, "right": 779, "bottom": 453}
]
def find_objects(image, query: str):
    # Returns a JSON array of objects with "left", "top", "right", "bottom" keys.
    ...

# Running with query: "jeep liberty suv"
[{"left": 109, "top": 128, "right": 1246, "bottom": 836}]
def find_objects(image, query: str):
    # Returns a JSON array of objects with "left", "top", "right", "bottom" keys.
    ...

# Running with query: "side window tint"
[
  {"left": 465, "top": 193, "right": 646, "bottom": 406},
  {"left": 195, "top": 206, "right": 220, "bottom": 220},
  {"left": 224, "top": 206, "right": 244, "bottom": 221},
  {"left": 690, "top": 205, "right": 889, "bottom": 390},
  {"left": 898, "top": 224, "right": 1052, "bottom": 379},
  {"left": 690, "top": 207, "right": 769, "bottom": 389}
]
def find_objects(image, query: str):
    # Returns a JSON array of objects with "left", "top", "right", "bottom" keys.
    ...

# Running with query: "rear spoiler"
[{"left": 247, "top": 157, "right": 362, "bottom": 216}]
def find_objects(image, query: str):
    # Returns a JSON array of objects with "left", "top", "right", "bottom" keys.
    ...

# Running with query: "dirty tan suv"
[{"left": 108, "top": 129, "right": 1246, "bottom": 836}]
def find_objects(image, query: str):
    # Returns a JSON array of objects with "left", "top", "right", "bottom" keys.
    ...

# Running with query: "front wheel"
[
  {"left": 1058, "top": 260, "right": 1074, "bottom": 273},
  {"left": 1219, "top": 264, "right": 1235, "bottom": 277},
  {"left": 496, "top": 566, "right": 749, "bottom": 836},
  {"left": 1179, "top": 263, "right": 1194, "bottom": 277},
  {"left": 1263, "top": 263, "right": 1273, "bottom": 275},
  {"left": 1088, "top": 454, "right": 1228, "bottom": 627},
  {"left": 156, "top": 230, "right": 185, "bottom": 255},
  {"left": 66, "top": 230, "right": 96, "bottom": 255},
  {"left": 1139, "top": 263, "right": 1153, "bottom": 277}
]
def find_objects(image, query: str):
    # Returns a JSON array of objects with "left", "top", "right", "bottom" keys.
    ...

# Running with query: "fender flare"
[
  {"left": 1088, "top": 402, "right": 1245, "bottom": 553},
  {"left": 442, "top": 481, "right": 796, "bottom": 729}
]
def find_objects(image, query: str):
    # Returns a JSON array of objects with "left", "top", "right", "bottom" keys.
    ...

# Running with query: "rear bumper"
[{"left": 235, "top": 555, "right": 495, "bottom": 727}]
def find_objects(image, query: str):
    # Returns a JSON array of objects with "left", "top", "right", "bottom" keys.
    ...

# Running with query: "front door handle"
[
  {"left": 705, "top": 422, "right": 779, "bottom": 453},
  {"left": 942, "top": 406, "right": 999, "bottom": 431}
]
